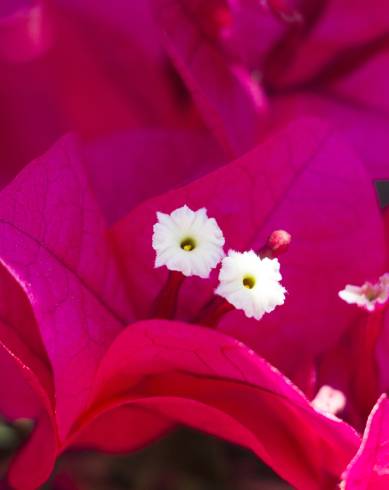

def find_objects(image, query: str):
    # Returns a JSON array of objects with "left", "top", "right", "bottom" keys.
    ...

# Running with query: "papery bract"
[
  {"left": 0, "top": 124, "right": 367, "bottom": 489},
  {"left": 181, "top": 0, "right": 389, "bottom": 179},
  {"left": 0, "top": 136, "right": 132, "bottom": 437},
  {"left": 151, "top": 0, "right": 266, "bottom": 156},
  {"left": 262, "top": 0, "right": 389, "bottom": 180},
  {"left": 79, "top": 319, "right": 359, "bottom": 490},
  {"left": 317, "top": 208, "right": 389, "bottom": 428},
  {"left": 0, "top": 1, "right": 216, "bottom": 188},
  {"left": 82, "top": 129, "right": 226, "bottom": 223},
  {"left": 342, "top": 395, "right": 389, "bottom": 489},
  {"left": 112, "top": 117, "right": 386, "bottom": 384},
  {"left": 1, "top": 3, "right": 388, "bottom": 488}
]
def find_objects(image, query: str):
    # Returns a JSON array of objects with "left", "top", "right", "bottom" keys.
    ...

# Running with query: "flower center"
[
  {"left": 242, "top": 275, "right": 256, "bottom": 289},
  {"left": 180, "top": 237, "right": 196, "bottom": 252},
  {"left": 364, "top": 285, "right": 381, "bottom": 302}
]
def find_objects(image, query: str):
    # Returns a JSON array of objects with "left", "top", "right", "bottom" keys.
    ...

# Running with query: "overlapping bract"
[
  {"left": 0, "top": 1, "right": 389, "bottom": 489},
  {"left": 0, "top": 119, "right": 379, "bottom": 489}
]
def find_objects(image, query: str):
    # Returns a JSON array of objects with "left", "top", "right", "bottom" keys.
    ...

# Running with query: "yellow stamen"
[
  {"left": 243, "top": 275, "right": 255, "bottom": 289},
  {"left": 180, "top": 237, "right": 196, "bottom": 252}
]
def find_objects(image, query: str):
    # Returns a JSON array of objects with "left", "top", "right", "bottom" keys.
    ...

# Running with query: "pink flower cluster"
[{"left": 0, "top": 1, "right": 388, "bottom": 489}]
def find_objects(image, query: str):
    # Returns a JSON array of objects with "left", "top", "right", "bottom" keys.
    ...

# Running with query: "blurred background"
[{"left": 0, "top": 420, "right": 291, "bottom": 489}]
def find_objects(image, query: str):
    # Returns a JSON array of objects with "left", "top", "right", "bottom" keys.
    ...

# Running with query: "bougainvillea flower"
[
  {"left": 0, "top": 118, "right": 377, "bottom": 488},
  {"left": 112, "top": 117, "right": 387, "bottom": 388},
  {"left": 88, "top": 114, "right": 388, "bottom": 404},
  {"left": 339, "top": 274, "right": 389, "bottom": 312},
  {"left": 341, "top": 395, "right": 389, "bottom": 489},
  {"left": 317, "top": 288, "right": 388, "bottom": 430},
  {"left": 316, "top": 208, "right": 389, "bottom": 430}
]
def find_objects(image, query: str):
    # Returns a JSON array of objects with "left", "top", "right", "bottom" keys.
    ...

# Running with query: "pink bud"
[{"left": 259, "top": 230, "right": 291, "bottom": 258}]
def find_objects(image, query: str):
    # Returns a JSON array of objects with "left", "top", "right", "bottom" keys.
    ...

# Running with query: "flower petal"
[
  {"left": 342, "top": 395, "right": 389, "bottom": 489},
  {"left": 271, "top": 93, "right": 389, "bottom": 180},
  {"left": 71, "top": 404, "right": 173, "bottom": 454},
  {"left": 82, "top": 320, "right": 359, "bottom": 490},
  {"left": 8, "top": 411, "right": 57, "bottom": 490},
  {"left": 0, "top": 136, "right": 131, "bottom": 437},
  {"left": 83, "top": 128, "right": 225, "bottom": 223},
  {"left": 112, "top": 118, "right": 386, "bottom": 384},
  {"left": 151, "top": 0, "right": 266, "bottom": 156},
  {"left": 0, "top": 343, "right": 57, "bottom": 490},
  {"left": 266, "top": 0, "right": 389, "bottom": 88}
]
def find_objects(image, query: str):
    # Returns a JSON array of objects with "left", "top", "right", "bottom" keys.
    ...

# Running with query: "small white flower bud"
[{"left": 312, "top": 385, "right": 346, "bottom": 416}]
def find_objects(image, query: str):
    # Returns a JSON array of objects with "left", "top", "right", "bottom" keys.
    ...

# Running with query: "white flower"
[
  {"left": 152, "top": 205, "right": 225, "bottom": 278},
  {"left": 339, "top": 273, "right": 389, "bottom": 312},
  {"left": 312, "top": 385, "right": 346, "bottom": 416},
  {"left": 215, "top": 250, "right": 286, "bottom": 320}
]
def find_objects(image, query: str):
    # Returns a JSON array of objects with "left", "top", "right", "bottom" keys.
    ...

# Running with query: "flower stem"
[
  {"left": 353, "top": 309, "right": 384, "bottom": 419},
  {"left": 152, "top": 271, "right": 185, "bottom": 319},
  {"left": 193, "top": 296, "right": 234, "bottom": 327}
]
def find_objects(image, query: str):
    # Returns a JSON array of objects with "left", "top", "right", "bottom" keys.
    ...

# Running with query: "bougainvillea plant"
[{"left": 1, "top": 1, "right": 389, "bottom": 490}]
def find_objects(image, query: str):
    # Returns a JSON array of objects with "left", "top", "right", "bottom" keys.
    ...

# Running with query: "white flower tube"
[
  {"left": 152, "top": 205, "right": 225, "bottom": 278},
  {"left": 215, "top": 250, "right": 286, "bottom": 320},
  {"left": 339, "top": 273, "right": 389, "bottom": 312}
]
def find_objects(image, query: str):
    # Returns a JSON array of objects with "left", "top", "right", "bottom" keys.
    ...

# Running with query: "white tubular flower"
[
  {"left": 312, "top": 385, "right": 346, "bottom": 416},
  {"left": 339, "top": 273, "right": 389, "bottom": 312},
  {"left": 215, "top": 250, "right": 286, "bottom": 320},
  {"left": 152, "top": 205, "right": 225, "bottom": 278}
]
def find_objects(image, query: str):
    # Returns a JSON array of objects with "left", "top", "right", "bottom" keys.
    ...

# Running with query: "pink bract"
[
  {"left": 342, "top": 395, "right": 389, "bottom": 489},
  {"left": 153, "top": 0, "right": 389, "bottom": 179},
  {"left": 0, "top": 119, "right": 371, "bottom": 488},
  {"left": 112, "top": 117, "right": 386, "bottom": 384},
  {"left": 0, "top": 2, "right": 388, "bottom": 489},
  {"left": 0, "top": 0, "right": 265, "bottom": 191}
]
